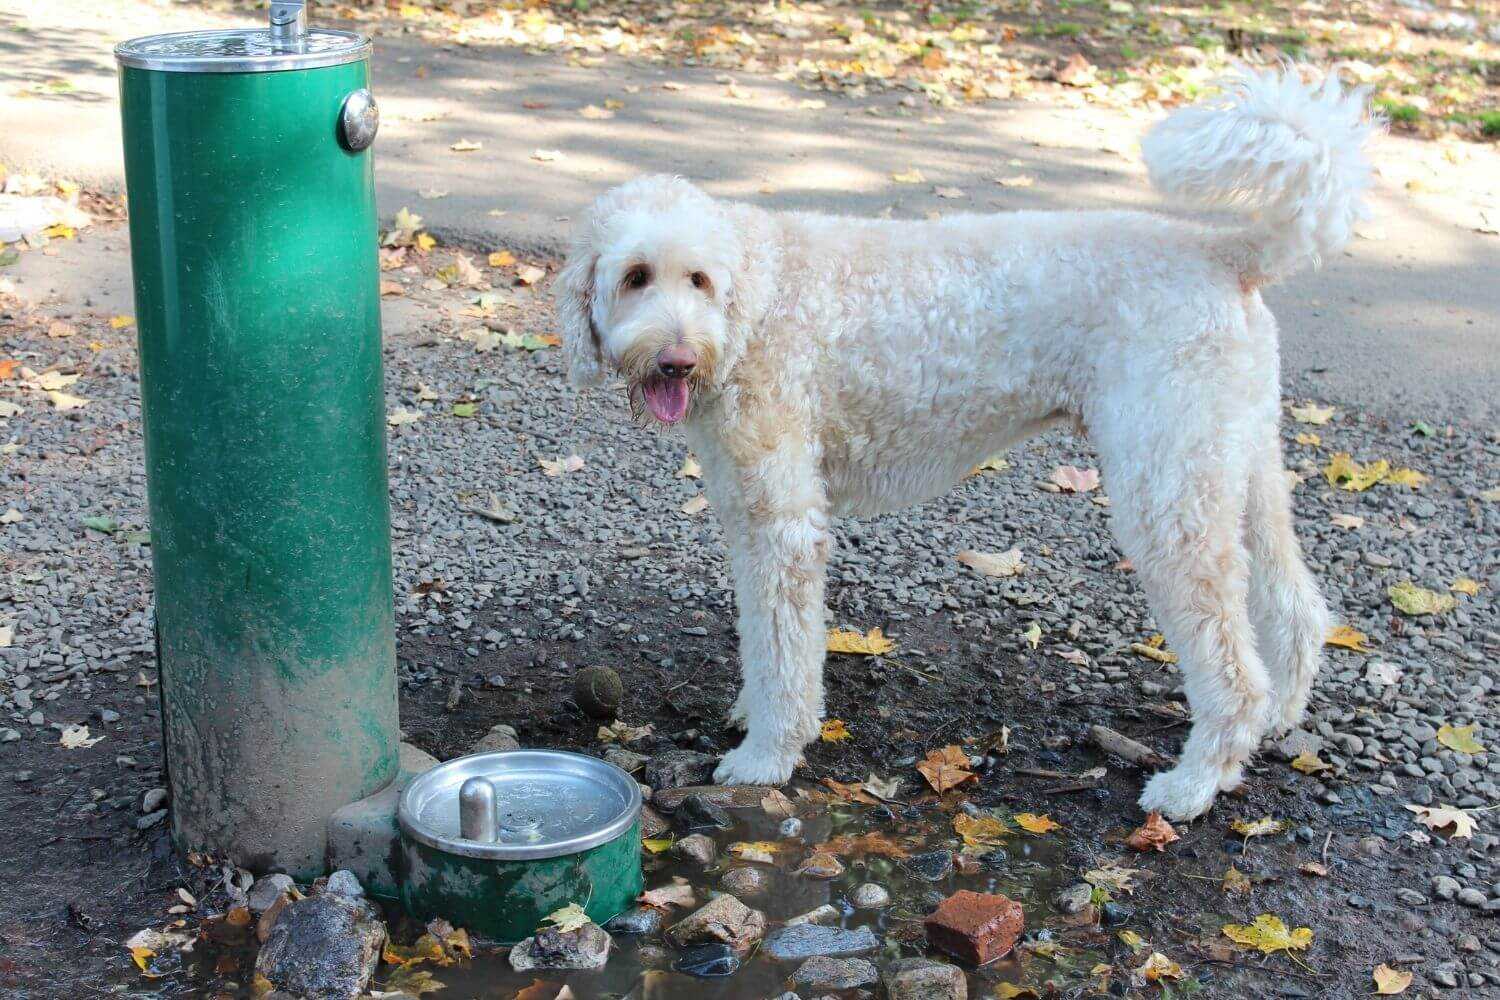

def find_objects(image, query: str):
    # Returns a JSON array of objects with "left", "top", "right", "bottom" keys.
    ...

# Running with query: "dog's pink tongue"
[{"left": 643, "top": 378, "right": 690, "bottom": 424}]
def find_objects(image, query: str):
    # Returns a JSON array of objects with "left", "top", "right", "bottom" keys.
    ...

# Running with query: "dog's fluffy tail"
[{"left": 1141, "top": 66, "right": 1377, "bottom": 286}]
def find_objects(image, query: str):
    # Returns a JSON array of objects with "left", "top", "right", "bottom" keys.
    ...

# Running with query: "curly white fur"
[{"left": 557, "top": 67, "right": 1371, "bottom": 821}]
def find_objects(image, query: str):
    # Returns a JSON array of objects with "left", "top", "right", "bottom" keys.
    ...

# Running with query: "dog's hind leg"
[
  {"left": 1094, "top": 416, "right": 1271, "bottom": 821},
  {"left": 1244, "top": 436, "right": 1330, "bottom": 736}
]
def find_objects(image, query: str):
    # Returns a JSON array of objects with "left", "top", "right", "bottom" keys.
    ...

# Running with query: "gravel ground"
[{"left": 1, "top": 224, "right": 1498, "bottom": 996}]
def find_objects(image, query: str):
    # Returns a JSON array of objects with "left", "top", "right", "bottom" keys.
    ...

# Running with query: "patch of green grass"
[
  {"left": 1481, "top": 111, "right": 1500, "bottom": 138},
  {"left": 1191, "top": 32, "right": 1220, "bottom": 50},
  {"left": 1046, "top": 21, "right": 1087, "bottom": 36},
  {"left": 1120, "top": 43, "right": 1141, "bottom": 60},
  {"left": 1376, "top": 97, "right": 1422, "bottom": 125}
]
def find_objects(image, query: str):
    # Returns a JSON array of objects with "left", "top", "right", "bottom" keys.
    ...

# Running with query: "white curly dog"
[{"left": 557, "top": 68, "right": 1375, "bottom": 821}]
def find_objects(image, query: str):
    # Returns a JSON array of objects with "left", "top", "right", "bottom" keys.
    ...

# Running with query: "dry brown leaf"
[
  {"left": 1125, "top": 812, "right": 1179, "bottom": 852},
  {"left": 1050, "top": 465, "right": 1100, "bottom": 492},
  {"left": 955, "top": 548, "right": 1025, "bottom": 577},
  {"left": 1406, "top": 803, "right": 1478, "bottom": 839},
  {"left": 916, "top": 745, "right": 977, "bottom": 793}
]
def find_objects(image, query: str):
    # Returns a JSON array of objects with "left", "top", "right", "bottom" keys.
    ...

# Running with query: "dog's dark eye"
[
  {"left": 690, "top": 271, "right": 712, "bottom": 293},
  {"left": 623, "top": 265, "right": 652, "bottom": 291}
]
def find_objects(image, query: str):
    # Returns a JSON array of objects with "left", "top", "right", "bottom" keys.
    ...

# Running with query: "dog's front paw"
[
  {"left": 1138, "top": 766, "right": 1219, "bottom": 822},
  {"left": 714, "top": 743, "right": 796, "bottom": 786}
]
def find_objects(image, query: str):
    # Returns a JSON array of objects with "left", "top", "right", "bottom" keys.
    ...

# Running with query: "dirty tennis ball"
[{"left": 572, "top": 665, "right": 623, "bottom": 720}]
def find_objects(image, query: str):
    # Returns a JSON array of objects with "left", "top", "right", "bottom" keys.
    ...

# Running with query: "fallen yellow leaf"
[
  {"left": 1230, "top": 817, "right": 1284, "bottom": 839},
  {"left": 1130, "top": 635, "right": 1177, "bottom": 664},
  {"left": 542, "top": 902, "right": 589, "bottom": 933},
  {"left": 488, "top": 250, "right": 516, "bottom": 267},
  {"left": 1294, "top": 431, "right": 1321, "bottom": 446},
  {"left": 1291, "top": 750, "right": 1331, "bottom": 774},
  {"left": 1450, "top": 577, "right": 1482, "bottom": 596},
  {"left": 1384, "top": 467, "right": 1428, "bottom": 488},
  {"left": 1373, "top": 963, "right": 1413, "bottom": 995},
  {"left": 891, "top": 168, "right": 925, "bottom": 183},
  {"left": 1290, "top": 402, "right": 1335, "bottom": 424},
  {"left": 1325, "top": 625, "right": 1371, "bottom": 653},
  {"left": 642, "top": 836, "right": 673, "bottom": 854},
  {"left": 109, "top": 315, "right": 135, "bottom": 329},
  {"left": 1014, "top": 812, "right": 1061, "bottom": 834},
  {"left": 953, "top": 812, "right": 1011, "bottom": 848},
  {"left": 1117, "top": 929, "right": 1147, "bottom": 951},
  {"left": 826, "top": 626, "right": 895, "bottom": 656},
  {"left": 1437, "top": 724, "right": 1485, "bottom": 754},
  {"left": 1221, "top": 914, "right": 1312, "bottom": 955},
  {"left": 1388, "top": 581, "right": 1456, "bottom": 616},
  {"left": 1138, "top": 951, "right": 1183, "bottom": 981},
  {"left": 820, "top": 719, "right": 852, "bottom": 742}
]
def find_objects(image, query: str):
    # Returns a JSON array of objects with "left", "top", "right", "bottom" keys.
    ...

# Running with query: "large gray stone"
[
  {"left": 760, "top": 923, "right": 879, "bottom": 961},
  {"left": 884, "top": 957, "right": 968, "bottom": 1000},
  {"left": 666, "top": 894, "right": 766, "bottom": 953},
  {"left": 254, "top": 893, "right": 386, "bottom": 999},
  {"left": 642, "top": 751, "right": 719, "bottom": 791},
  {"left": 509, "top": 922, "right": 611, "bottom": 971},
  {"left": 790, "top": 956, "right": 878, "bottom": 991}
]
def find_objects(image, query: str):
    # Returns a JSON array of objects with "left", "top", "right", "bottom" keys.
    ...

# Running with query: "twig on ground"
[{"left": 1089, "top": 724, "right": 1174, "bottom": 768}]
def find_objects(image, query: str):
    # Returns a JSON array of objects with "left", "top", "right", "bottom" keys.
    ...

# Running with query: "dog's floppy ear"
[{"left": 556, "top": 247, "right": 606, "bottom": 387}]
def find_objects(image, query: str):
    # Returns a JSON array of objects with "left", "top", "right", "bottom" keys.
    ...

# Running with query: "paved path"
[{"left": 3, "top": 0, "right": 1498, "bottom": 423}]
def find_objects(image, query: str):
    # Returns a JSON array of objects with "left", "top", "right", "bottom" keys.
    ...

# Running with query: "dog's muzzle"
[{"left": 641, "top": 345, "right": 697, "bottom": 424}]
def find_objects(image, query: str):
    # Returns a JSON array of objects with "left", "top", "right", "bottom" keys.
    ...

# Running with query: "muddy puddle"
[{"left": 118, "top": 788, "right": 1115, "bottom": 998}]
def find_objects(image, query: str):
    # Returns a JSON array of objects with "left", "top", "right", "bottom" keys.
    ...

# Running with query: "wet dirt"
[{"left": 0, "top": 573, "right": 1487, "bottom": 998}]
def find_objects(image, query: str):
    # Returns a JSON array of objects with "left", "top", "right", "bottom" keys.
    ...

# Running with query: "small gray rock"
[
  {"left": 1457, "top": 887, "right": 1488, "bottom": 908},
  {"left": 1432, "top": 875, "right": 1461, "bottom": 900},
  {"left": 509, "top": 922, "right": 611, "bottom": 971},
  {"left": 248, "top": 874, "right": 296, "bottom": 915},
  {"left": 779, "top": 817, "right": 804, "bottom": 839},
  {"left": 255, "top": 893, "right": 386, "bottom": 999},
  {"left": 602, "top": 746, "right": 648, "bottom": 774},
  {"left": 720, "top": 866, "right": 773, "bottom": 899},
  {"left": 1395, "top": 888, "right": 1426, "bottom": 907},
  {"left": 672, "top": 833, "right": 717, "bottom": 866},
  {"left": 850, "top": 882, "right": 891, "bottom": 909},
  {"left": 136, "top": 808, "right": 167, "bottom": 829},
  {"left": 324, "top": 870, "right": 365, "bottom": 899},
  {"left": 470, "top": 723, "right": 520, "bottom": 754},
  {"left": 1053, "top": 882, "right": 1093, "bottom": 915},
  {"left": 604, "top": 905, "right": 663, "bottom": 936},
  {"left": 785, "top": 904, "right": 841, "bottom": 927},
  {"left": 790, "top": 956, "right": 878, "bottom": 991},
  {"left": 140, "top": 787, "right": 168, "bottom": 814}
]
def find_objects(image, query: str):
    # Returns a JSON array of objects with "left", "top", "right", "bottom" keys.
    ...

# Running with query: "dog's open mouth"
[{"left": 641, "top": 375, "right": 691, "bottom": 424}]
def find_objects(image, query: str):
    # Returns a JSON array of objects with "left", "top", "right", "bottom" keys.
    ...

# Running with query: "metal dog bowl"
[{"left": 397, "top": 750, "right": 643, "bottom": 942}]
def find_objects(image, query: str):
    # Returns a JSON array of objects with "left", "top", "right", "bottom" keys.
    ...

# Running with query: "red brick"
[{"left": 923, "top": 890, "right": 1024, "bottom": 966}]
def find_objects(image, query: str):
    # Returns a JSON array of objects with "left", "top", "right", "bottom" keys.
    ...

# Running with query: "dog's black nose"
[{"left": 657, "top": 345, "right": 697, "bottom": 379}]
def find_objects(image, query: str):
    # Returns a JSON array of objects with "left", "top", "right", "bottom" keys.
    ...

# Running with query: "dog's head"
[{"left": 557, "top": 175, "right": 752, "bottom": 425}]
